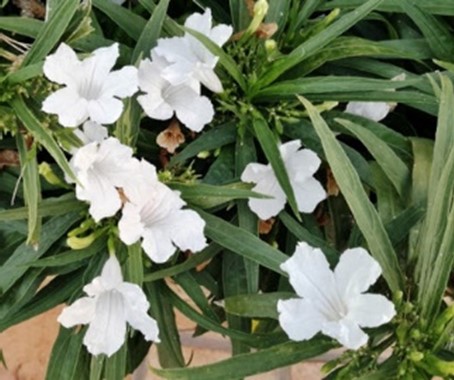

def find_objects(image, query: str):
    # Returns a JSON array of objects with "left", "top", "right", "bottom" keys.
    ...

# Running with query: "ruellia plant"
[{"left": 1, "top": 0, "right": 454, "bottom": 379}]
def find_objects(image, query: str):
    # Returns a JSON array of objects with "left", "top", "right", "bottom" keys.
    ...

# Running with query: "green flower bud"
[{"left": 67, "top": 233, "right": 96, "bottom": 250}]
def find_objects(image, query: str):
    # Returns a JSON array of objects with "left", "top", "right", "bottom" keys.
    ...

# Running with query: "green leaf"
[
  {"left": 0, "top": 197, "right": 85, "bottom": 221},
  {"left": 29, "top": 237, "right": 106, "bottom": 268},
  {"left": 335, "top": 118, "right": 411, "bottom": 198},
  {"left": 0, "top": 17, "right": 41, "bottom": 37},
  {"left": 46, "top": 327, "right": 89, "bottom": 380},
  {"left": 10, "top": 96, "right": 76, "bottom": 183},
  {"left": 225, "top": 292, "right": 294, "bottom": 319},
  {"left": 170, "top": 182, "right": 268, "bottom": 209},
  {"left": 416, "top": 76, "right": 454, "bottom": 318},
  {"left": 298, "top": 96, "right": 404, "bottom": 293},
  {"left": 146, "top": 281, "right": 185, "bottom": 368},
  {"left": 251, "top": 112, "right": 300, "bottom": 219},
  {"left": 21, "top": 0, "right": 79, "bottom": 66},
  {"left": 235, "top": 132, "right": 259, "bottom": 294},
  {"left": 0, "top": 212, "right": 81, "bottom": 294},
  {"left": 92, "top": 0, "right": 146, "bottom": 41},
  {"left": 164, "top": 284, "right": 285, "bottom": 349},
  {"left": 198, "top": 210, "right": 287, "bottom": 275},
  {"left": 253, "top": 0, "right": 384, "bottom": 90},
  {"left": 126, "top": 243, "right": 144, "bottom": 285},
  {"left": 399, "top": 0, "right": 454, "bottom": 61},
  {"left": 229, "top": 0, "right": 251, "bottom": 31},
  {"left": 104, "top": 344, "right": 127, "bottom": 380},
  {"left": 319, "top": 0, "right": 454, "bottom": 15},
  {"left": 16, "top": 134, "right": 42, "bottom": 246},
  {"left": 132, "top": 0, "right": 169, "bottom": 64},
  {"left": 152, "top": 338, "right": 336, "bottom": 379}
]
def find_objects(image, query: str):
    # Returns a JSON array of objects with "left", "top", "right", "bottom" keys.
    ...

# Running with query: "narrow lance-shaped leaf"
[
  {"left": 152, "top": 338, "right": 336, "bottom": 380},
  {"left": 298, "top": 95, "right": 404, "bottom": 293},
  {"left": 16, "top": 134, "right": 42, "bottom": 246},
  {"left": 399, "top": 0, "right": 454, "bottom": 61},
  {"left": 253, "top": 0, "right": 383, "bottom": 90},
  {"left": 131, "top": 0, "right": 169, "bottom": 64},
  {"left": 10, "top": 96, "right": 77, "bottom": 183},
  {"left": 335, "top": 118, "right": 411, "bottom": 198},
  {"left": 21, "top": 0, "right": 79, "bottom": 66},
  {"left": 198, "top": 209, "right": 287, "bottom": 275}
]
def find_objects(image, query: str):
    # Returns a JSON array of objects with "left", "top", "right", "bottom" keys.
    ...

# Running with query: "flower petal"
[
  {"left": 322, "top": 318, "right": 368, "bottom": 350},
  {"left": 137, "top": 92, "right": 174, "bottom": 121},
  {"left": 347, "top": 293, "right": 396, "bottom": 328},
  {"left": 281, "top": 243, "right": 342, "bottom": 319},
  {"left": 165, "top": 209, "right": 207, "bottom": 253},
  {"left": 141, "top": 228, "right": 176, "bottom": 263},
  {"left": 242, "top": 162, "right": 286, "bottom": 220},
  {"left": 58, "top": 297, "right": 95, "bottom": 327},
  {"left": 100, "top": 256, "right": 123, "bottom": 290},
  {"left": 292, "top": 176, "right": 326, "bottom": 213},
  {"left": 119, "top": 202, "right": 145, "bottom": 245},
  {"left": 42, "top": 87, "right": 88, "bottom": 127},
  {"left": 335, "top": 248, "right": 381, "bottom": 298},
  {"left": 43, "top": 43, "right": 80, "bottom": 87},
  {"left": 119, "top": 283, "right": 160, "bottom": 342},
  {"left": 83, "top": 290, "right": 127, "bottom": 357},
  {"left": 171, "top": 89, "right": 214, "bottom": 132},
  {"left": 193, "top": 66, "right": 223, "bottom": 93},
  {"left": 209, "top": 24, "right": 233, "bottom": 47},
  {"left": 82, "top": 43, "right": 119, "bottom": 84},
  {"left": 87, "top": 97, "right": 124, "bottom": 125},
  {"left": 345, "top": 101, "right": 391, "bottom": 122},
  {"left": 277, "top": 298, "right": 325, "bottom": 341},
  {"left": 102, "top": 66, "right": 138, "bottom": 98},
  {"left": 76, "top": 169, "right": 122, "bottom": 222}
]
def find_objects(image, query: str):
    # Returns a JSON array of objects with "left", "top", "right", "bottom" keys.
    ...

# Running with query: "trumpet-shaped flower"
[
  {"left": 42, "top": 43, "right": 138, "bottom": 127},
  {"left": 137, "top": 53, "right": 214, "bottom": 132},
  {"left": 277, "top": 243, "right": 396, "bottom": 350},
  {"left": 154, "top": 9, "right": 232, "bottom": 93},
  {"left": 241, "top": 140, "right": 326, "bottom": 220},
  {"left": 58, "top": 255, "right": 160, "bottom": 357},
  {"left": 118, "top": 160, "right": 207, "bottom": 263},
  {"left": 69, "top": 137, "right": 139, "bottom": 222}
]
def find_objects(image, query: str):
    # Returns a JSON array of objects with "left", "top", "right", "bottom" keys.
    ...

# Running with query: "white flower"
[
  {"left": 154, "top": 9, "right": 232, "bottom": 93},
  {"left": 277, "top": 243, "right": 396, "bottom": 350},
  {"left": 137, "top": 53, "right": 214, "bottom": 132},
  {"left": 58, "top": 255, "right": 160, "bottom": 357},
  {"left": 241, "top": 140, "right": 326, "bottom": 220},
  {"left": 345, "top": 74, "right": 406, "bottom": 122},
  {"left": 118, "top": 160, "right": 207, "bottom": 263},
  {"left": 70, "top": 121, "right": 108, "bottom": 154},
  {"left": 42, "top": 43, "right": 138, "bottom": 127},
  {"left": 69, "top": 137, "right": 139, "bottom": 222}
]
